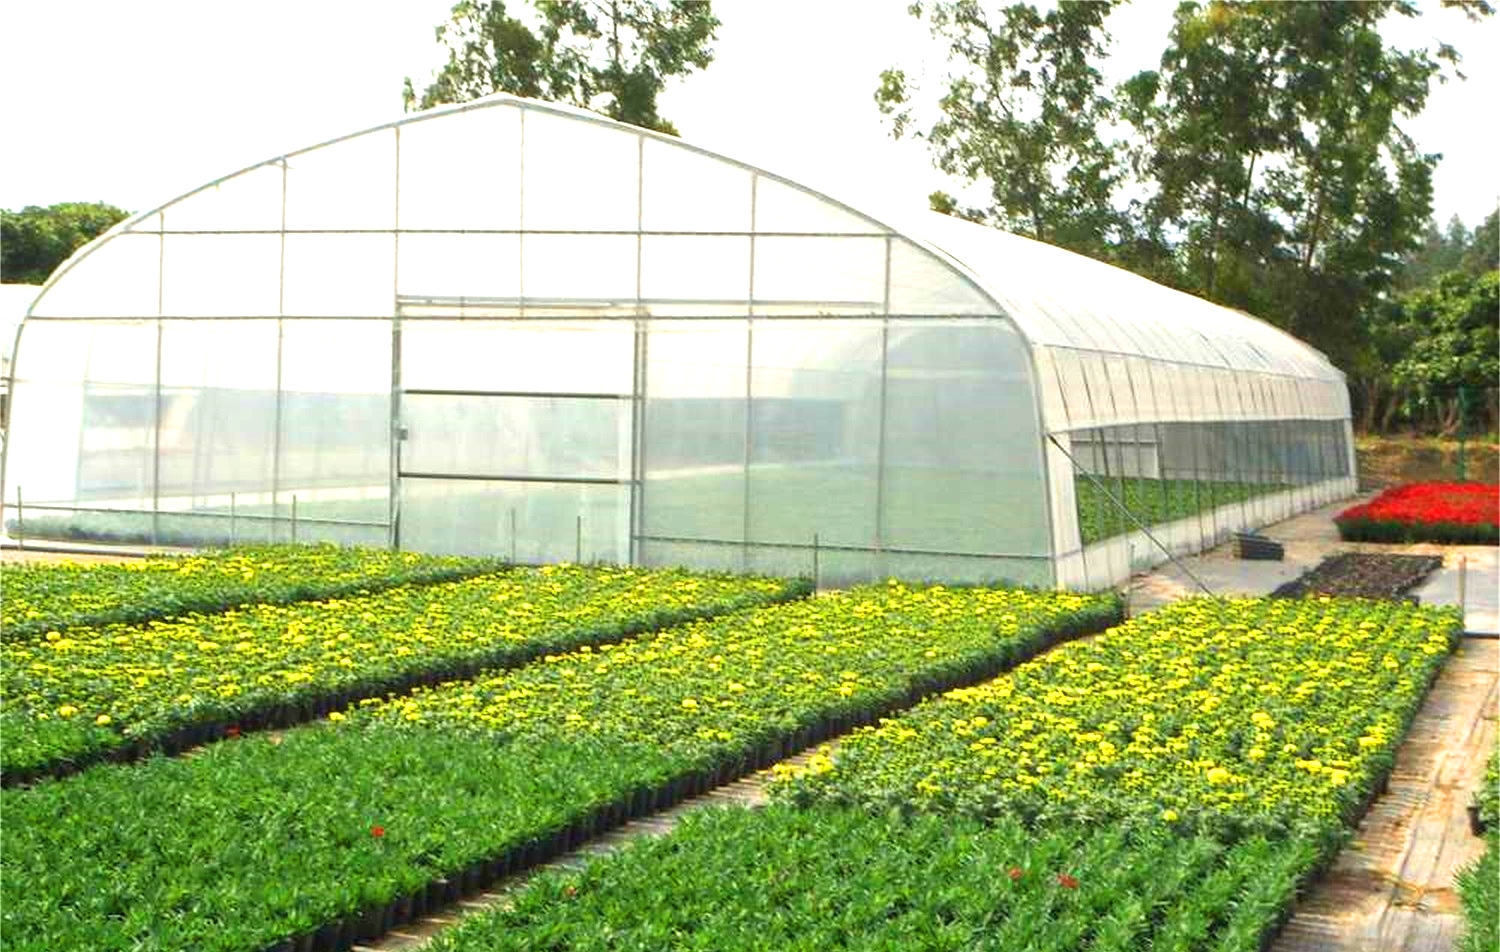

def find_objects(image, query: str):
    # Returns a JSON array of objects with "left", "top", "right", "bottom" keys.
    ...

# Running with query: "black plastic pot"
[{"left": 1469, "top": 803, "right": 1487, "bottom": 836}]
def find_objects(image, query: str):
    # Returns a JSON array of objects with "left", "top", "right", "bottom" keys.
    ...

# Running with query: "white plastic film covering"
[
  {"left": 752, "top": 236, "right": 885, "bottom": 307},
  {"left": 639, "top": 235, "right": 750, "bottom": 301},
  {"left": 282, "top": 233, "right": 394, "bottom": 316},
  {"left": 397, "top": 233, "right": 521, "bottom": 301},
  {"left": 640, "top": 137, "right": 752, "bottom": 233},
  {"left": 161, "top": 234, "right": 280, "bottom": 317},
  {"left": 753, "top": 175, "right": 887, "bottom": 235},
  {"left": 29, "top": 235, "right": 160, "bottom": 318},
  {"left": 162, "top": 163, "right": 284, "bottom": 232},
  {"left": 398, "top": 107, "right": 522, "bottom": 231},
  {"left": 400, "top": 320, "right": 633, "bottom": 395},
  {"left": 403, "top": 394, "right": 630, "bottom": 481},
  {"left": 521, "top": 109, "right": 639, "bottom": 232},
  {"left": 157, "top": 320, "right": 278, "bottom": 505},
  {"left": 522, "top": 233, "right": 636, "bottom": 300},
  {"left": 283, "top": 130, "right": 395, "bottom": 232}
]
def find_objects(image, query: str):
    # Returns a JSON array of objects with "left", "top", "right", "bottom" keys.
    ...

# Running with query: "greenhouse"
[{"left": 1, "top": 94, "right": 1355, "bottom": 590}]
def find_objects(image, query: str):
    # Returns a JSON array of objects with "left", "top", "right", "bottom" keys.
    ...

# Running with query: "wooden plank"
[{"left": 1270, "top": 639, "right": 1498, "bottom": 952}]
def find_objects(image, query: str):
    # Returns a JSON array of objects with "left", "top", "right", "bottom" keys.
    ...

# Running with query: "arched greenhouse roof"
[{"left": 26, "top": 94, "right": 1345, "bottom": 409}]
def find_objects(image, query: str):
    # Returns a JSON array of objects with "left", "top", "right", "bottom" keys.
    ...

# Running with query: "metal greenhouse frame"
[{"left": 1, "top": 94, "right": 1355, "bottom": 590}]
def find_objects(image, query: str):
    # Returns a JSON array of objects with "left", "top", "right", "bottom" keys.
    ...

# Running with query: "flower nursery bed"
[
  {"left": 1335, "top": 481, "right": 1499, "bottom": 545},
  {"left": 425, "top": 804, "right": 1322, "bottom": 952},
  {"left": 0, "top": 584, "right": 1119, "bottom": 952},
  {"left": 1269, "top": 552, "right": 1443, "bottom": 601},
  {"left": 402, "top": 595, "right": 1461, "bottom": 952},
  {"left": 0, "top": 565, "right": 807, "bottom": 783},
  {"left": 0, "top": 544, "right": 504, "bottom": 640},
  {"left": 782, "top": 597, "right": 1461, "bottom": 843}
]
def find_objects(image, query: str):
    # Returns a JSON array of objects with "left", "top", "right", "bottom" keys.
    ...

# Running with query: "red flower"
[
  {"left": 1008, "top": 867, "right": 1023, "bottom": 881},
  {"left": 1337, "top": 482, "right": 1498, "bottom": 529},
  {"left": 224, "top": 725, "right": 240, "bottom": 738},
  {"left": 370, "top": 825, "right": 385, "bottom": 838},
  {"left": 1057, "top": 873, "right": 1079, "bottom": 889},
  {"left": 563, "top": 885, "right": 577, "bottom": 898}
]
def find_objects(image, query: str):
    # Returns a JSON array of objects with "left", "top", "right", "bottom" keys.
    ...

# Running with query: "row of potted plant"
[
  {"left": 418, "top": 595, "right": 1457, "bottom": 951},
  {"left": 778, "top": 596, "right": 1462, "bottom": 844},
  {"left": 1334, "top": 481, "right": 1499, "bottom": 545},
  {"left": 1, "top": 543, "right": 504, "bottom": 640},
  {"left": 2, "top": 583, "right": 1118, "bottom": 952},
  {"left": 423, "top": 804, "right": 1322, "bottom": 952},
  {"left": 1, "top": 564, "right": 807, "bottom": 781}
]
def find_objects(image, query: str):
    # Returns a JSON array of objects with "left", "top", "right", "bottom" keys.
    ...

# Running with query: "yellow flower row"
[
  {"left": 2, "top": 544, "right": 499, "bottom": 638},
  {"left": 354, "top": 582, "right": 1116, "bottom": 765},
  {"left": 779, "top": 596, "right": 1461, "bottom": 840},
  {"left": 1, "top": 565, "right": 800, "bottom": 777}
]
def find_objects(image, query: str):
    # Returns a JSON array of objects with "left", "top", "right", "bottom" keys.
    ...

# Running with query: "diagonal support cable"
[{"left": 1048, "top": 434, "right": 1216, "bottom": 599}]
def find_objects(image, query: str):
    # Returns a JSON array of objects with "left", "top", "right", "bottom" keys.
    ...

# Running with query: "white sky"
[{"left": 1, "top": 0, "right": 1495, "bottom": 229}]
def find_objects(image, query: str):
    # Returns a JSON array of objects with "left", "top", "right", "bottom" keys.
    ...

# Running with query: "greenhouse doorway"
[{"left": 391, "top": 301, "right": 637, "bottom": 563}]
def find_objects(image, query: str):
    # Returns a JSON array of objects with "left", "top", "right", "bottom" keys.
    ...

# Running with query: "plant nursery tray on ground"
[{"left": 1271, "top": 552, "right": 1442, "bottom": 602}]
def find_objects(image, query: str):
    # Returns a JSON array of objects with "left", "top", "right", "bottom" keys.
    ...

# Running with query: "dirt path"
[{"left": 1269, "top": 638, "right": 1498, "bottom": 952}]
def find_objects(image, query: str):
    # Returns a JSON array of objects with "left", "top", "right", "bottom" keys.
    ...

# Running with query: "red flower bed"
[{"left": 1335, "top": 482, "right": 1498, "bottom": 545}]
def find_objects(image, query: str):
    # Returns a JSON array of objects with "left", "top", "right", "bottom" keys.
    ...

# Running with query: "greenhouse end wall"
[{"left": 2, "top": 96, "right": 1056, "bottom": 587}]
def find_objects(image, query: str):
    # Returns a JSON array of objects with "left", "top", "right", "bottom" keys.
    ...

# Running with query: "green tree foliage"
[
  {"left": 404, "top": 0, "right": 718, "bottom": 134},
  {"left": 1126, "top": 1, "right": 1450, "bottom": 369},
  {"left": 1388, "top": 270, "right": 1499, "bottom": 434},
  {"left": 1, "top": 202, "right": 129, "bottom": 286},
  {"left": 1398, "top": 215, "right": 1475, "bottom": 291},
  {"left": 882, "top": 1, "right": 1494, "bottom": 433},
  {"left": 1460, "top": 206, "right": 1499, "bottom": 275},
  {"left": 1350, "top": 204, "right": 1498, "bottom": 432},
  {"left": 878, "top": 0, "right": 1126, "bottom": 257}
]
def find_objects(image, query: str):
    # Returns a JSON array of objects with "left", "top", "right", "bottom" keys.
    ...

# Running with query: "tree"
[
  {"left": 1390, "top": 270, "right": 1499, "bottom": 434},
  {"left": 1397, "top": 215, "right": 1471, "bottom": 291},
  {"left": 1, "top": 202, "right": 129, "bottom": 286},
  {"left": 1123, "top": 1, "right": 1464, "bottom": 369},
  {"left": 1459, "top": 205, "right": 1499, "bottom": 275},
  {"left": 404, "top": 0, "right": 718, "bottom": 135},
  {"left": 877, "top": 1, "right": 1126, "bottom": 257}
]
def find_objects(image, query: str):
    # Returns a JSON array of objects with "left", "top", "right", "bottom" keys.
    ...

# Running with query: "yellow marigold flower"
[
  {"left": 1161, "top": 808, "right": 1179, "bottom": 823},
  {"left": 57, "top": 704, "right": 78, "bottom": 718},
  {"left": 95, "top": 714, "right": 111, "bottom": 726},
  {"left": 1206, "top": 766, "right": 1231, "bottom": 785},
  {"left": 328, "top": 711, "right": 346, "bottom": 722}
]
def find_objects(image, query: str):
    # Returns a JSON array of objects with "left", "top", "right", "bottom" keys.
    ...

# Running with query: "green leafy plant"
[
  {"left": 423, "top": 805, "right": 1323, "bottom": 952},
  {"left": 0, "top": 583, "right": 1116, "bottom": 951}
]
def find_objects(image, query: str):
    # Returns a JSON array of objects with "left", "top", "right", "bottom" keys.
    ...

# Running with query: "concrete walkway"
[{"left": 1128, "top": 495, "right": 1499, "bottom": 635}]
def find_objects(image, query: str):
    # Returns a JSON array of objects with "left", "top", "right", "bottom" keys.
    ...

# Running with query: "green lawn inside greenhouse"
[{"left": 0, "top": 546, "right": 1481, "bottom": 951}]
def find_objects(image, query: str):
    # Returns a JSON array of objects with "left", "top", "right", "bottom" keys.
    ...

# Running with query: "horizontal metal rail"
[
  {"left": 403, "top": 389, "right": 632, "bottom": 400},
  {"left": 398, "top": 471, "right": 630, "bottom": 486},
  {"left": 635, "top": 532, "right": 1048, "bottom": 562},
  {"left": 12, "top": 502, "right": 389, "bottom": 529}
]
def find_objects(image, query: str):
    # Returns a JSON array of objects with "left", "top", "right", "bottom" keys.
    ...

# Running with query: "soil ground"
[{"left": 1357, "top": 436, "right": 1500, "bottom": 489}]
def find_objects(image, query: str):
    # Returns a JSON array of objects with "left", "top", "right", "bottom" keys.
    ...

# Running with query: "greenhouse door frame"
[{"left": 389, "top": 301, "right": 642, "bottom": 564}]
